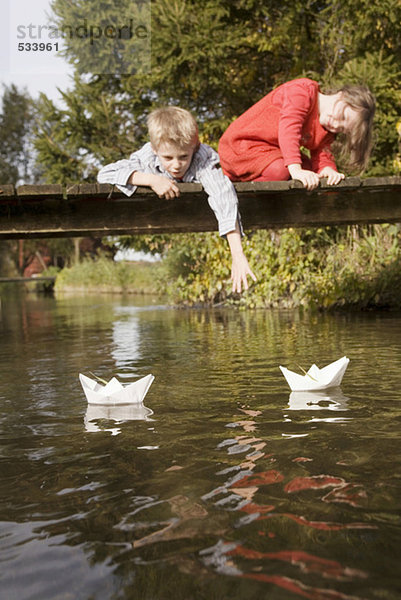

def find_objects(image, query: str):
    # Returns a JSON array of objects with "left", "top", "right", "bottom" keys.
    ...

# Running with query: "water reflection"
[
  {"left": 285, "top": 389, "right": 352, "bottom": 425},
  {"left": 84, "top": 403, "right": 154, "bottom": 435},
  {"left": 112, "top": 308, "right": 141, "bottom": 376},
  {"left": 287, "top": 388, "right": 350, "bottom": 411}
]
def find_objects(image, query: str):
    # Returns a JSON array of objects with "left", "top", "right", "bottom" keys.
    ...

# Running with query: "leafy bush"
[{"left": 155, "top": 225, "right": 401, "bottom": 310}]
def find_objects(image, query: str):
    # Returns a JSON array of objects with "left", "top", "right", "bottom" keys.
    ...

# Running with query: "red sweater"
[{"left": 218, "top": 78, "right": 337, "bottom": 181}]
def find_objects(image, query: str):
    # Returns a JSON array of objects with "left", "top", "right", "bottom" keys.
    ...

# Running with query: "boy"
[{"left": 97, "top": 106, "right": 256, "bottom": 293}]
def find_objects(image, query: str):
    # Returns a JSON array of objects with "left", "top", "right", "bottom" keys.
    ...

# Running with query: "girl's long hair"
[{"left": 334, "top": 84, "right": 376, "bottom": 172}]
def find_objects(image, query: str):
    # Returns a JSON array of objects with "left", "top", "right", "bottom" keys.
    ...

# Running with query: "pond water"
[{"left": 1, "top": 288, "right": 401, "bottom": 600}]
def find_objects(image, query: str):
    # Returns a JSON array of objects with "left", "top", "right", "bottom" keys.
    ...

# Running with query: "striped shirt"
[{"left": 97, "top": 142, "right": 242, "bottom": 236}]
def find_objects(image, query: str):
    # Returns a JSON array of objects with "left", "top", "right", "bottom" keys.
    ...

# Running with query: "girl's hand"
[
  {"left": 150, "top": 175, "right": 180, "bottom": 199},
  {"left": 288, "top": 164, "right": 320, "bottom": 190},
  {"left": 318, "top": 167, "right": 345, "bottom": 186},
  {"left": 231, "top": 252, "right": 257, "bottom": 293}
]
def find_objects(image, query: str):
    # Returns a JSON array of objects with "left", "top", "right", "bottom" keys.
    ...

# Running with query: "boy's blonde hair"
[{"left": 147, "top": 106, "right": 199, "bottom": 150}]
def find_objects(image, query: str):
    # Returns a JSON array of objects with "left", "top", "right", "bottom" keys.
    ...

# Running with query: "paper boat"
[
  {"left": 279, "top": 356, "right": 349, "bottom": 392},
  {"left": 79, "top": 373, "right": 154, "bottom": 405}
]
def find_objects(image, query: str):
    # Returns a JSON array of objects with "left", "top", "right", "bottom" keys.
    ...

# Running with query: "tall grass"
[{"left": 54, "top": 255, "right": 163, "bottom": 295}]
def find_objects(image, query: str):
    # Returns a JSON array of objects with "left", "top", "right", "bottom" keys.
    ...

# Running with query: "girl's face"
[{"left": 320, "top": 99, "right": 360, "bottom": 135}]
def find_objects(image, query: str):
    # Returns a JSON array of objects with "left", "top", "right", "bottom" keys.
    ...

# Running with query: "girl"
[{"left": 218, "top": 78, "right": 375, "bottom": 190}]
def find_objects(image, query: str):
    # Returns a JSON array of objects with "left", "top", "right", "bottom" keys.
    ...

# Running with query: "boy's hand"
[
  {"left": 129, "top": 171, "right": 180, "bottom": 199},
  {"left": 226, "top": 228, "right": 257, "bottom": 293},
  {"left": 318, "top": 166, "right": 345, "bottom": 186},
  {"left": 149, "top": 175, "right": 180, "bottom": 199},
  {"left": 231, "top": 253, "right": 257, "bottom": 293}
]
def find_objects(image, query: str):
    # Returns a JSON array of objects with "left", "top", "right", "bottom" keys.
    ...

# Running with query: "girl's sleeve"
[
  {"left": 97, "top": 144, "right": 153, "bottom": 196},
  {"left": 278, "top": 82, "right": 315, "bottom": 167},
  {"left": 311, "top": 144, "right": 337, "bottom": 173}
]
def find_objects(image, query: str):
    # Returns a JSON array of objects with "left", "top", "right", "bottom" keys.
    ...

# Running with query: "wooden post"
[
  {"left": 74, "top": 238, "right": 81, "bottom": 264},
  {"left": 18, "top": 240, "right": 24, "bottom": 273}
]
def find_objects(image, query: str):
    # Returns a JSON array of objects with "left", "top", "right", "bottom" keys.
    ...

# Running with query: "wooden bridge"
[{"left": 1, "top": 176, "right": 401, "bottom": 240}]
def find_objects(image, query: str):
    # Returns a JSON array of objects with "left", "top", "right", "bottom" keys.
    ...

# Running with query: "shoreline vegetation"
[
  {"left": 54, "top": 257, "right": 162, "bottom": 296},
  {"left": 51, "top": 224, "right": 401, "bottom": 311}
]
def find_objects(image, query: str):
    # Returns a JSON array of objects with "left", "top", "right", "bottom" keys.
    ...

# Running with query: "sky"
[
  {"left": 1, "top": 0, "right": 151, "bottom": 103},
  {"left": 1, "top": 0, "right": 74, "bottom": 103}
]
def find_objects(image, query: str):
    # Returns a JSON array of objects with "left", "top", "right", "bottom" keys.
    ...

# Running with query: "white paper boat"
[
  {"left": 279, "top": 356, "right": 349, "bottom": 392},
  {"left": 79, "top": 373, "right": 154, "bottom": 405}
]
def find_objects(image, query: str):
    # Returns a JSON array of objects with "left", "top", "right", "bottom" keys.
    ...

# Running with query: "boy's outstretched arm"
[
  {"left": 195, "top": 151, "right": 256, "bottom": 293},
  {"left": 226, "top": 224, "right": 257, "bottom": 293}
]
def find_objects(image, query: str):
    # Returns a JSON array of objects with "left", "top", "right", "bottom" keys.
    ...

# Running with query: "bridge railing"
[{"left": 1, "top": 176, "right": 401, "bottom": 239}]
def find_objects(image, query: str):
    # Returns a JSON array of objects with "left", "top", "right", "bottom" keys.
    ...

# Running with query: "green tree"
[
  {"left": 0, "top": 86, "right": 102, "bottom": 278},
  {"left": 31, "top": 0, "right": 401, "bottom": 306},
  {"left": 35, "top": 0, "right": 401, "bottom": 181},
  {"left": 0, "top": 84, "right": 34, "bottom": 185},
  {"left": 0, "top": 85, "right": 33, "bottom": 278}
]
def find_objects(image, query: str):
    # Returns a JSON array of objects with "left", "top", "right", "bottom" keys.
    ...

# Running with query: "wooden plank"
[
  {"left": 16, "top": 184, "right": 64, "bottom": 199},
  {"left": 66, "top": 183, "right": 115, "bottom": 198},
  {"left": 361, "top": 176, "right": 401, "bottom": 187},
  {"left": 237, "top": 180, "right": 401, "bottom": 230},
  {"left": 0, "top": 185, "right": 15, "bottom": 199},
  {"left": 0, "top": 177, "right": 401, "bottom": 239},
  {"left": 0, "top": 277, "right": 56, "bottom": 283}
]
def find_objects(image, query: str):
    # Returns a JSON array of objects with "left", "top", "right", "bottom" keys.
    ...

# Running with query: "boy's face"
[{"left": 155, "top": 142, "right": 196, "bottom": 179}]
